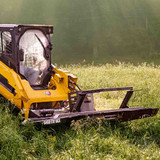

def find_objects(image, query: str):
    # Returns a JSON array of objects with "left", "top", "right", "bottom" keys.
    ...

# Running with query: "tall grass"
[{"left": 0, "top": 63, "right": 160, "bottom": 159}]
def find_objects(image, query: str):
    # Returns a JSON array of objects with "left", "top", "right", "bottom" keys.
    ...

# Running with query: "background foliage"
[{"left": 1, "top": 0, "right": 160, "bottom": 64}]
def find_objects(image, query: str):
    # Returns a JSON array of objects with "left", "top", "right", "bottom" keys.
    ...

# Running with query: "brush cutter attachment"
[{"left": 28, "top": 87, "right": 159, "bottom": 125}]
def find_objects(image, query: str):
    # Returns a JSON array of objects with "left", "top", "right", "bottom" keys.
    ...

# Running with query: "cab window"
[
  {"left": 0, "top": 32, "right": 2, "bottom": 54},
  {"left": 19, "top": 30, "right": 49, "bottom": 85},
  {"left": 2, "top": 31, "right": 12, "bottom": 54}
]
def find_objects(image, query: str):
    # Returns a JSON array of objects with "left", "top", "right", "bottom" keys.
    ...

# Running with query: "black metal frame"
[{"left": 69, "top": 87, "right": 133, "bottom": 112}]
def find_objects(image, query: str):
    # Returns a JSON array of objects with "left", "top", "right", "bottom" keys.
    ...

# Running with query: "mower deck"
[
  {"left": 27, "top": 87, "right": 159, "bottom": 125},
  {"left": 29, "top": 107, "right": 158, "bottom": 125}
]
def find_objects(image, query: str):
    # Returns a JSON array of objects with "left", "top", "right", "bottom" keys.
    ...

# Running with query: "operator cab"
[{"left": 0, "top": 24, "right": 53, "bottom": 88}]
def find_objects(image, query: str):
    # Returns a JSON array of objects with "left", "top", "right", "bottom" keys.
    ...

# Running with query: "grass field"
[{"left": 0, "top": 63, "right": 160, "bottom": 160}]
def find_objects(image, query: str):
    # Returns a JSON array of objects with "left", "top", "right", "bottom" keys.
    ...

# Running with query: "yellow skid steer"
[{"left": 0, "top": 24, "right": 158, "bottom": 125}]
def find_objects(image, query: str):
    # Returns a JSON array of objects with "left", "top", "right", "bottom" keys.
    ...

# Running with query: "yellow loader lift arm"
[{"left": 0, "top": 24, "right": 158, "bottom": 125}]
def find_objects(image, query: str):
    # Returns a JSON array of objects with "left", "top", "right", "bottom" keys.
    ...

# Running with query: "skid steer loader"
[{"left": 0, "top": 24, "right": 158, "bottom": 125}]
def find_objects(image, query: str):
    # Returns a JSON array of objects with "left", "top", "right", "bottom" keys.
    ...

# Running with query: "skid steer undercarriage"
[{"left": 0, "top": 24, "right": 158, "bottom": 125}]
